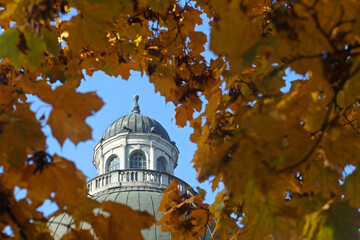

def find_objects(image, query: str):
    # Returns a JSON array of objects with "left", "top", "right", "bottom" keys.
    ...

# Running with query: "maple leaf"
[
  {"left": 0, "top": 104, "right": 45, "bottom": 168},
  {"left": 158, "top": 180, "right": 213, "bottom": 240},
  {"left": 61, "top": 230, "right": 94, "bottom": 240},
  {"left": 63, "top": 4, "right": 113, "bottom": 53},
  {"left": 188, "top": 31, "right": 206, "bottom": 55},
  {"left": 138, "top": 0, "right": 172, "bottom": 14},
  {"left": 36, "top": 81, "right": 103, "bottom": 145},
  {"left": 302, "top": 201, "right": 360, "bottom": 240},
  {"left": 343, "top": 166, "right": 360, "bottom": 208},
  {"left": 2, "top": 0, "right": 360, "bottom": 239},
  {"left": 0, "top": 28, "right": 22, "bottom": 68},
  {"left": 90, "top": 201, "right": 154, "bottom": 239}
]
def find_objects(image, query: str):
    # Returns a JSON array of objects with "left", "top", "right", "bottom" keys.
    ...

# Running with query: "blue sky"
[
  {"left": 42, "top": 71, "right": 210, "bottom": 193},
  {"left": 28, "top": 62, "right": 301, "bottom": 216},
  {"left": 27, "top": 10, "right": 221, "bottom": 213},
  {"left": 26, "top": 8, "right": 305, "bottom": 215},
  {"left": 28, "top": 71, "right": 220, "bottom": 217}
]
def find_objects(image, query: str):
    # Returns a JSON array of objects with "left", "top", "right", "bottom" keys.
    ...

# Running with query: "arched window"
[
  {"left": 107, "top": 156, "right": 120, "bottom": 172},
  {"left": 157, "top": 157, "right": 167, "bottom": 172},
  {"left": 130, "top": 151, "right": 146, "bottom": 169}
]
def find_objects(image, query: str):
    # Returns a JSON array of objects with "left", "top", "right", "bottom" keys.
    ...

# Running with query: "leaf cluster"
[
  {"left": 1, "top": 0, "right": 360, "bottom": 239},
  {"left": 157, "top": 180, "right": 213, "bottom": 240}
]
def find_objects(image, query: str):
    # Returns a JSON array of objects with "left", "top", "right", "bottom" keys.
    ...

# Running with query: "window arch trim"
[
  {"left": 129, "top": 151, "right": 147, "bottom": 169},
  {"left": 157, "top": 157, "right": 167, "bottom": 172},
  {"left": 106, "top": 155, "right": 120, "bottom": 172}
]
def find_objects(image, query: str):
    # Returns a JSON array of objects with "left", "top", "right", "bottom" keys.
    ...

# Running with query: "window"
[
  {"left": 107, "top": 156, "right": 120, "bottom": 172},
  {"left": 157, "top": 157, "right": 167, "bottom": 172},
  {"left": 130, "top": 151, "right": 146, "bottom": 169}
]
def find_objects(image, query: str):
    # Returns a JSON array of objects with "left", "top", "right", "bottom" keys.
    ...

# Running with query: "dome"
[
  {"left": 48, "top": 187, "right": 214, "bottom": 240},
  {"left": 49, "top": 187, "right": 170, "bottom": 240},
  {"left": 102, "top": 113, "right": 171, "bottom": 142},
  {"left": 101, "top": 95, "right": 171, "bottom": 142}
]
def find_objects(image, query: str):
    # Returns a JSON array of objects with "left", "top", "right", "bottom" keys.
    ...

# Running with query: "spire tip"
[{"left": 132, "top": 95, "right": 140, "bottom": 114}]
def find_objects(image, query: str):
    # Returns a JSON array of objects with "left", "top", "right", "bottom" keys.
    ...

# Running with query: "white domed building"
[{"left": 49, "top": 95, "right": 213, "bottom": 240}]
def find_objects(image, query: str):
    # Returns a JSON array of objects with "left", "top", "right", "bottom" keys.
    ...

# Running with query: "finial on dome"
[{"left": 132, "top": 94, "right": 140, "bottom": 114}]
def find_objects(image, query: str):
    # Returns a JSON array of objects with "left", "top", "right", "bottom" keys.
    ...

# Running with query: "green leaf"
[
  {"left": 24, "top": 31, "right": 46, "bottom": 69},
  {"left": 322, "top": 202, "right": 360, "bottom": 240},
  {"left": 262, "top": 75, "right": 285, "bottom": 94},
  {"left": 43, "top": 28, "right": 60, "bottom": 57},
  {"left": 0, "top": 28, "right": 21, "bottom": 68},
  {"left": 303, "top": 201, "right": 360, "bottom": 240}
]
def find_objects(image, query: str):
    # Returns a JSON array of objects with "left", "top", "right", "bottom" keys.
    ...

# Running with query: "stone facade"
[{"left": 93, "top": 132, "right": 178, "bottom": 176}]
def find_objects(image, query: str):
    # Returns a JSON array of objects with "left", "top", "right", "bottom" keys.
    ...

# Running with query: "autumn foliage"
[
  {"left": 0, "top": 0, "right": 360, "bottom": 239},
  {"left": 158, "top": 180, "right": 212, "bottom": 240}
]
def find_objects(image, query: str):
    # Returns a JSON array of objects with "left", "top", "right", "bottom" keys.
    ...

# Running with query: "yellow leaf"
[
  {"left": 149, "top": 65, "right": 179, "bottom": 103},
  {"left": 63, "top": 4, "right": 112, "bottom": 52},
  {"left": 210, "top": 1, "right": 261, "bottom": 73},
  {"left": 175, "top": 104, "right": 193, "bottom": 128},
  {"left": 343, "top": 166, "right": 360, "bottom": 208},
  {"left": 302, "top": 202, "right": 360, "bottom": 240},
  {"left": 36, "top": 81, "right": 103, "bottom": 145},
  {"left": 91, "top": 201, "right": 154, "bottom": 239}
]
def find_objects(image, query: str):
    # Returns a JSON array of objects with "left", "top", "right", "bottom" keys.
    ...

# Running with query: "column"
[
  {"left": 150, "top": 141, "right": 155, "bottom": 170},
  {"left": 119, "top": 144, "right": 126, "bottom": 169}
]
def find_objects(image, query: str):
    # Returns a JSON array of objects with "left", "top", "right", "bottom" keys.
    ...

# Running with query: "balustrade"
[{"left": 87, "top": 169, "right": 195, "bottom": 195}]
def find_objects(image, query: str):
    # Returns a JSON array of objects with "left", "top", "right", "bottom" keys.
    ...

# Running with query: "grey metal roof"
[
  {"left": 48, "top": 188, "right": 170, "bottom": 240},
  {"left": 48, "top": 187, "right": 214, "bottom": 240},
  {"left": 102, "top": 113, "right": 171, "bottom": 142}
]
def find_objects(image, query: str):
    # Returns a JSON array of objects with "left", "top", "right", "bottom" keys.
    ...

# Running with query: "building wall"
[{"left": 93, "top": 132, "right": 178, "bottom": 175}]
